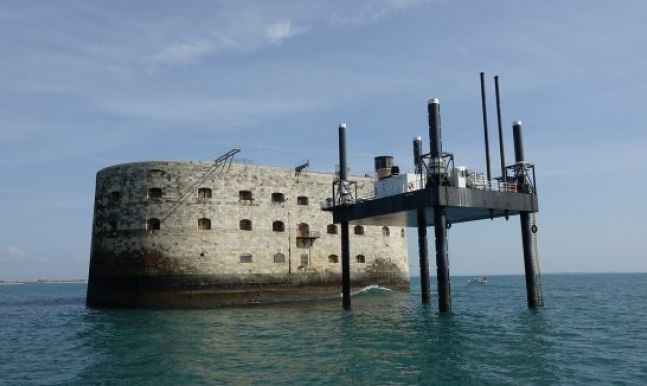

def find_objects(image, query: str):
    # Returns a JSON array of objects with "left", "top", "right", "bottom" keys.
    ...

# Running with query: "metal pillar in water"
[
  {"left": 338, "top": 123, "right": 351, "bottom": 310},
  {"left": 513, "top": 120, "right": 542, "bottom": 308},
  {"left": 413, "top": 137, "right": 430, "bottom": 303},
  {"left": 428, "top": 99, "right": 452, "bottom": 313}
]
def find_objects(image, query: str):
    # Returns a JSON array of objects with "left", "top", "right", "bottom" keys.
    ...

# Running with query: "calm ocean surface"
[{"left": 1, "top": 274, "right": 646, "bottom": 385}]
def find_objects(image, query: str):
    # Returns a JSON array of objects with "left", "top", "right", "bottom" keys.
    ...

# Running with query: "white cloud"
[
  {"left": 6, "top": 246, "right": 27, "bottom": 256},
  {"left": 266, "top": 20, "right": 298, "bottom": 42},
  {"left": 150, "top": 39, "right": 215, "bottom": 65}
]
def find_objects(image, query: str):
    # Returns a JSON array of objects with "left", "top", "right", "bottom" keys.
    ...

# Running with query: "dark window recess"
[
  {"left": 272, "top": 221, "right": 285, "bottom": 232},
  {"left": 354, "top": 225, "right": 365, "bottom": 235},
  {"left": 300, "top": 253, "right": 309, "bottom": 266},
  {"left": 356, "top": 254, "right": 366, "bottom": 263},
  {"left": 401, "top": 228, "right": 405, "bottom": 238},
  {"left": 239, "top": 190, "right": 253, "bottom": 202},
  {"left": 198, "top": 188, "right": 212, "bottom": 199},
  {"left": 274, "top": 253, "right": 285, "bottom": 264},
  {"left": 148, "top": 187, "right": 162, "bottom": 199},
  {"left": 198, "top": 218, "right": 211, "bottom": 230},
  {"left": 108, "top": 220, "right": 118, "bottom": 231},
  {"left": 240, "top": 253, "right": 253, "bottom": 263},
  {"left": 297, "top": 223, "right": 310, "bottom": 237},
  {"left": 297, "top": 196, "right": 309, "bottom": 205},
  {"left": 108, "top": 191, "right": 121, "bottom": 203},
  {"left": 327, "top": 224, "right": 338, "bottom": 235},
  {"left": 328, "top": 254, "right": 339, "bottom": 264},
  {"left": 271, "top": 193, "right": 285, "bottom": 204},
  {"left": 239, "top": 219, "right": 252, "bottom": 231},
  {"left": 147, "top": 218, "right": 161, "bottom": 231},
  {"left": 382, "top": 226, "right": 390, "bottom": 237},
  {"left": 296, "top": 238, "right": 310, "bottom": 248}
]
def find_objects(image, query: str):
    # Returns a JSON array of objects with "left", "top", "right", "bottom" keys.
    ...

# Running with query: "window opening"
[
  {"left": 198, "top": 218, "right": 211, "bottom": 230},
  {"left": 147, "top": 218, "right": 161, "bottom": 231},
  {"left": 271, "top": 192, "right": 285, "bottom": 204},
  {"left": 198, "top": 187, "right": 212, "bottom": 199},
  {"left": 274, "top": 253, "right": 285, "bottom": 264},
  {"left": 240, "top": 219, "right": 252, "bottom": 231},
  {"left": 148, "top": 187, "right": 162, "bottom": 199},
  {"left": 272, "top": 221, "right": 285, "bottom": 232}
]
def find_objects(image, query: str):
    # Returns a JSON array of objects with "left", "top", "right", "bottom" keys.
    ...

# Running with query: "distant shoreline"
[{"left": 0, "top": 279, "right": 88, "bottom": 285}]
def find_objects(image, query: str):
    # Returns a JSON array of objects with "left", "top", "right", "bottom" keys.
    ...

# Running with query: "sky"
[{"left": 1, "top": 0, "right": 646, "bottom": 280}]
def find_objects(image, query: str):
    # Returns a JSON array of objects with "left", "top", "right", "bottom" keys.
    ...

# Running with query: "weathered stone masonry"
[{"left": 87, "top": 161, "right": 409, "bottom": 307}]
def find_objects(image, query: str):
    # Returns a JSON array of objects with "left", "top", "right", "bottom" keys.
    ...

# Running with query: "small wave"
[{"left": 339, "top": 285, "right": 394, "bottom": 298}]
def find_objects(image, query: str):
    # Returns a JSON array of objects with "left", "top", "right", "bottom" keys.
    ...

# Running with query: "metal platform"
[{"left": 325, "top": 186, "right": 538, "bottom": 227}]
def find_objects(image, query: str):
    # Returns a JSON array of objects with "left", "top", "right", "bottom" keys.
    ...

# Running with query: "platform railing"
[{"left": 321, "top": 175, "right": 525, "bottom": 209}]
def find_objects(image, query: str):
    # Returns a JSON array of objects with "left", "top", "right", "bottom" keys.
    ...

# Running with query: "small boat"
[{"left": 467, "top": 277, "right": 488, "bottom": 285}]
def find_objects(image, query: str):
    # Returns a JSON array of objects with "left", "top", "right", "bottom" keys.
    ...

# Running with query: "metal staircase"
[{"left": 159, "top": 149, "right": 240, "bottom": 224}]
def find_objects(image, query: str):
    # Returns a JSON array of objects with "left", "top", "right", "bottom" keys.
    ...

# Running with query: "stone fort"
[{"left": 87, "top": 160, "right": 410, "bottom": 307}]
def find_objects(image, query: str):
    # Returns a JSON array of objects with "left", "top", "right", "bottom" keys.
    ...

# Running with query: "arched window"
[
  {"left": 198, "top": 187, "right": 212, "bottom": 199},
  {"left": 354, "top": 225, "right": 364, "bottom": 235},
  {"left": 327, "top": 224, "right": 338, "bottom": 235},
  {"left": 198, "top": 218, "right": 211, "bottom": 230},
  {"left": 271, "top": 192, "right": 285, "bottom": 204},
  {"left": 297, "top": 196, "right": 309, "bottom": 205},
  {"left": 147, "top": 218, "right": 160, "bottom": 231},
  {"left": 147, "top": 187, "right": 162, "bottom": 199},
  {"left": 239, "top": 190, "right": 253, "bottom": 202},
  {"left": 328, "top": 254, "right": 339, "bottom": 264},
  {"left": 239, "top": 219, "right": 252, "bottom": 231},
  {"left": 297, "top": 223, "right": 309, "bottom": 237},
  {"left": 356, "top": 254, "right": 366, "bottom": 263},
  {"left": 272, "top": 221, "right": 285, "bottom": 232},
  {"left": 300, "top": 253, "right": 309, "bottom": 266},
  {"left": 274, "top": 253, "right": 285, "bottom": 264},
  {"left": 240, "top": 253, "right": 253, "bottom": 263},
  {"left": 382, "top": 226, "right": 390, "bottom": 237}
]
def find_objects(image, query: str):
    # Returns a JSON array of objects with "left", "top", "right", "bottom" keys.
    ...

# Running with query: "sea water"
[{"left": 1, "top": 274, "right": 646, "bottom": 385}]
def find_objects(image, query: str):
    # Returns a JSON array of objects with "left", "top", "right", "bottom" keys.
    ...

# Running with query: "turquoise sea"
[{"left": 1, "top": 274, "right": 646, "bottom": 385}]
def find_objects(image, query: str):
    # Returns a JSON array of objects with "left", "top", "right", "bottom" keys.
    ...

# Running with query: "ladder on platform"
[
  {"left": 159, "top": 149, "right": 240, "bottom": 224},
  {"left": 529, "top": 213, "right": 544, "bottom": 307}
]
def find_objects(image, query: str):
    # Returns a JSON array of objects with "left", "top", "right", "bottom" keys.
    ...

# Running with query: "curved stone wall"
[{"left": 87, "top": 161, "right": 409, "bottom": 307}]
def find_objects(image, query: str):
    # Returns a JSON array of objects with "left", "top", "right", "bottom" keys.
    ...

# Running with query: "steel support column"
[
  {"left": 434, "top": 207, "right": 451, "bottom": 313},
  {"left": 341, "top": 220, "right": 351, "bottom": 310},
  {"left": 513, "top": 120, "right": 539, "bottom": 308}
]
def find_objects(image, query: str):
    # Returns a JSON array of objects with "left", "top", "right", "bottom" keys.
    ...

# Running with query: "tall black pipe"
[
  {"left": 413, "top": 137, "right": 430, "bottom": 303},
  {"left": 338, "top": 123, "right": 351, "bottom": 310},
  {"left": 494, "top": 76, "right": 506, "bottom": 182},
  {"left": 480, "top": 72, "right": 492, "bottom": 181},
  {"left": 513, "top": 121, "right": 525, "bottom": 163},
  {"left": 512, "top": 120, "right": 539, "bottom": 308},
  {"left": 338, "top": 123, "right": 348, "bottom": 182},
  {"left": 413, "top": 136, "right": 423, "bottom": 174},
  {"left": 428, "top": 99, "right": 451, "bottom": 313},
  {"left": 427, "top": 98, "right": 443, "bottom": 187}
]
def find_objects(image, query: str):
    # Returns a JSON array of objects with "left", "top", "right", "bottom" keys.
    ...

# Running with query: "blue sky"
[{"left": 1, "top": 0, "right": 646, "bottom": 280}]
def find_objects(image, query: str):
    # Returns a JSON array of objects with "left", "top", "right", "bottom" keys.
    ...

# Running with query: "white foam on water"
[{"left": 340, "top": 284, "right": 393, "bottom": 298}]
